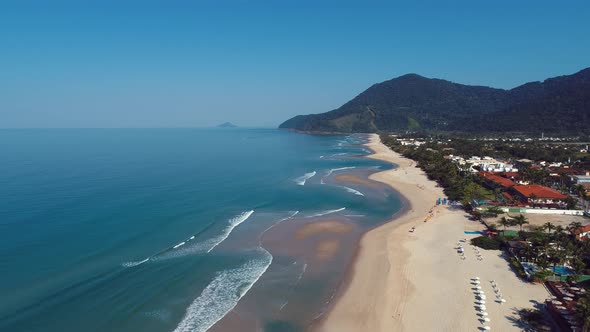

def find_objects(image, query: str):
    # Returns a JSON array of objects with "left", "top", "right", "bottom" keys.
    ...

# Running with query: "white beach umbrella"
[
  {"left": 483, "top": 326, "right": 491, "bottom": 330},
  {"left": 476, "top": 286, "right": 482, "bottom": 290},
  {"left": 484, "top": 317, "right": 491, "bottom": 322},
  {"left": 501, "top": 299, "right": 506, "bottom": 303},
  {"left": 474, "top": 277, "right": 480, "bottom": 280},
  {"left": 479, "top": 305, "right": 487, "bottom": 310},
  {"left": 481, "top": 312, "right": 489, "bottom": 316}
]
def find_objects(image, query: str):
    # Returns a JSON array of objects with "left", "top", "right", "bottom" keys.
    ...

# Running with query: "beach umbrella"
[
  {"left": 481, "top": 312, "right": 488, "bottom": 316},
  {"left": 483, "top": 318, "right": 490, "bottom": 322},
  {"left": 476, "top": 286, "right": 482, "bottom": 290},
  {"left": 474, "top": 277, "right": 480, "bottom": 280},
  {"left": 500, "top": 299, "right": 506, "bottom": 303},
  {"left": 479, "top": 295, "right": 487, "bottom": 299},
  {"left": 483, "top": 326, "right": 491, "bottom": 330},
  {"left": 479, "top": 305, "right": 487, "bottom": 310}
]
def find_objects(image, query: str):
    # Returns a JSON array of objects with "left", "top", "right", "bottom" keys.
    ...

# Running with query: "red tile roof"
[
  {"left": 501, "top": 172, "right": 521, "bottom": 179},
  {"left": 575, "top": 225, "right": 590, "bottom": 234},
  {"left": 512, "top": 185, "right": 567, "bottom": 200},
  {"left": 479, "top": 171, "right": 516, "bottom": 188},
  {"left": 573, "top": 225, "right": 590, "bottom": 237}
]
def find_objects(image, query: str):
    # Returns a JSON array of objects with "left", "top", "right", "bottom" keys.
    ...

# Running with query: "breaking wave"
[
  {"left": 129, "top": 210, "right": 255, "bottom": 264},
  {"left": 172, "top": 248, "right": 273, "bottom": 332},
  {"left": 167, "top": 210, "right": 255, "bottom": 258},
  {"left": 294, "top": 171, "right": 316, "bottom": 185},
  {"left": 340, "top": 186, "right": 364, "bottom": 196},
  {"left": 121, "top": 258, "right": 149, "bottom": 267},
  {"left": 306, "top": 207, "right": 346, "bottom": 218},
  {"left": 324, "top": 166, "right": 356, "bottom": 178},
  {"left": 259, "top": 211, "right": 300, "bottom": 240}
]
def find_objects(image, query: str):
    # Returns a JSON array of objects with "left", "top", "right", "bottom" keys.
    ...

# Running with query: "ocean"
[{"left": 0, "top": 128, "right": 402, "bottom": 332}]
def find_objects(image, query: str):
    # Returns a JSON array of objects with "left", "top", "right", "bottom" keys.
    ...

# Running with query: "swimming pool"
[
  {"left": 552, "top": 266, "right": 575, "bottom": 276},
  {"left": 521, "top": 262, "right": 575, "bottom": 276}
]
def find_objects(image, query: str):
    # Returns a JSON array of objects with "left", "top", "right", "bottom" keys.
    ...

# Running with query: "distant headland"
[{"left": 217, "top": 122, "right": 238, "bottom": 128}]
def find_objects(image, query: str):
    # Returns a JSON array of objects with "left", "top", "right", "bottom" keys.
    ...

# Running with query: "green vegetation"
[
  {"left": 471, "top": 236, "right": 501, "bottom": 250},
  {"left": 509, "top": 256, "right": 528, "bottom": 279},
  {"left": 575, "top": 294, "right": 590, "bottom": 331},
  {"left": 495, "top": 221, "right": 590, "bottom": 282},
  {"left": 517, "top": 308, "right": 551, "bottom": 331},
  {"left": 380, "top": 135, "right": 489, "bottom": 202},
  {"left": 280, "top": 68, "right": 590, "bottom": 135}
]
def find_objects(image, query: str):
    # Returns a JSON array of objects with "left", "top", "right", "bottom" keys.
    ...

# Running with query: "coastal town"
[{"left": 380, "top": 134, "right": 590, "bottom": 331}]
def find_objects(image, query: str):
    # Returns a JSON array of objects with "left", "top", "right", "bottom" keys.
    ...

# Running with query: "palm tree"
[
  {"left": 498, "top": 217, "right": 511, "bottom": 236},
  {"left": 542, "top": 222, "right": 555, "bottom": 235},
  {"left": 511, "top": 214, "right": 530, "bottom": 232},
  {"left": 521, "top": 244, "right": 535, "bottom": 263}
]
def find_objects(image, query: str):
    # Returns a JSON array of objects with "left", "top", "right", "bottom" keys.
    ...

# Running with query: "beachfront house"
[
  {"left": 572, "top": 173, "right": 590, "bottom": 184},
  {"left": 479, "top": 171, "right": 517, "bottom": 190},
  {"left": 573, "top": 225, "right": 590, "bottom": 240},
  {"left": 509, "top": 184, "right": 568, "bottom": 208}
]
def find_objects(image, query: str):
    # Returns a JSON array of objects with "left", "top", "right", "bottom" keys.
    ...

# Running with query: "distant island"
[
  {"left": 279, "top": 67, "right": 590, "bottom": 134},
  {"left": 217, "top": 122, "right": 238, "bottom": 128}
]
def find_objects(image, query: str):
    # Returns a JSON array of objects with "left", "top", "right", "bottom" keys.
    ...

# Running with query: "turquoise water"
[
  {"left": 0, "top": 128, "right": 401, "bottom": 332},
  {"left": 552, "top": 266, "right": 575, "bottom": 276}
]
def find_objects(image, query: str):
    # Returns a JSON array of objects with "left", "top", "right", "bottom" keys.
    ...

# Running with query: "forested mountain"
[{"left": 279, "top": 68, "right": 590, "bottom": 134}]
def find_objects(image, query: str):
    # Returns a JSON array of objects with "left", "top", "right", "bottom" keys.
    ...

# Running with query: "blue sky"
[{"left": 1, "top": 1, "right": 589, "bottom": 128}]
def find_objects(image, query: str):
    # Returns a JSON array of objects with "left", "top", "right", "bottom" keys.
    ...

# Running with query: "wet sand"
[
  {"left": 316, "top": 134, "right": 550, "bottom": 332},
  {"left": 333, "top": 174, "right": 380, "bottom": 188},
  {"left": 295, "top": 220, "right": 354, "bottom": 240}
]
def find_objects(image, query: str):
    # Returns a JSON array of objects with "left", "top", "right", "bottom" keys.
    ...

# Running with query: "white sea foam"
[
  {"left": 186, "top": 210, "right": 254, "bottom": 254},
  {"left": 121, "top": 258, "right": 149, "bottom": 267},
  {"left": 279, "top": 301, "right": 289, "bottom": 311},
  {"left": 306, "top": 207, "right": 346, "bottom": 218},
  {"left": 294, "top": 171, "right": 316, "bottom": 185},
  {"left": 155, "top": 210, "right": 255, "bottom": 260},
  {"left": 324, "top": 166, "right": 356, "bottom": 178},
  {"left": 293, "top": 262, "right": 307, "bottom": 286},
  {"left": 340, "top": 186, "right": 364, "bottom": 196},
  {"left": 172, "top": 248, "right": 273, "bottom": 332},
  {"left": 259, "top": 211, "right": 299, "bottom": 240},
  {"left": 173, "top": 242, "right": 186, "bottom": 249},
  {"left": 189, "top": 236, "right": 195, "bottom": 240}
]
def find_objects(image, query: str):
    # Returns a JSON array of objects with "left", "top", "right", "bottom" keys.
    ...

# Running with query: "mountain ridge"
[{"left": 279, "top": 68, "right": 590, "bottom": 134}]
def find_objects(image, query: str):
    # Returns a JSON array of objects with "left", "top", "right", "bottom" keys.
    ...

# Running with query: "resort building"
[
  {"left": 572, "top": 173, "right": 590, "bottom": 184},
  {"left": 573, "top": 225, "right": 590, "bottom": 240},
  {"left": 479, "top": 171, "right": 516, "bottom": 190},
  {"left": 450, "top": 156, "right": 519, "bottom": 174},
  {"left": 510, "top": 184, "right": 568, "bottom": 208}
]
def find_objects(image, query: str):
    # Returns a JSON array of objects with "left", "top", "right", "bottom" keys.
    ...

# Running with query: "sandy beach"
[{"left": 316, "top": 134, "right": 551, "bottom": 332}]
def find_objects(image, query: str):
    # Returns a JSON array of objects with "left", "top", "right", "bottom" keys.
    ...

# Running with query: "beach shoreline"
[
  {"left": 313, "top": 133, "right": 444, "bottom": 332},
  {"left": 314, "top": 133, "right": 551, "bottom": 332}
]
